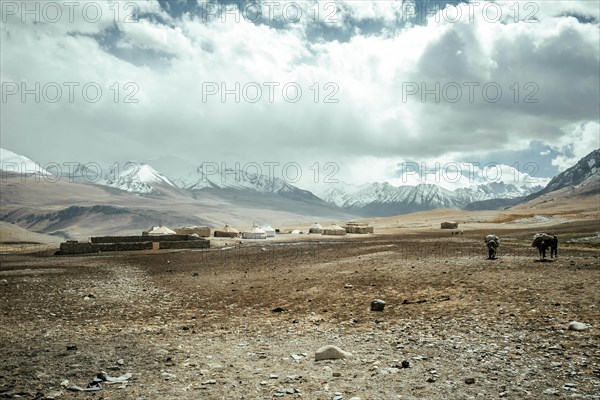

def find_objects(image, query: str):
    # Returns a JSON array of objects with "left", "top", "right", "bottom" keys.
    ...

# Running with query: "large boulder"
[
  {"left": 315, "top": 345, "right": 353, "bottom": 361},
  {"left": 370, "top": 299, "right": 386, "bottom": 311}
]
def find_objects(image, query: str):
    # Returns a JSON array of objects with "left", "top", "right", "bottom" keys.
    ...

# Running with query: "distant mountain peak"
[
  {"left": 521, "top": 148, "right": 599, "bottom": 202},
  {"left": 0, "top": 148, "right": 51, "bottom": 176},
  {"left": 318, "top": 179, "right": 543, "bottom": 216},
  {"left": 102, "top": 162, "right": 175, "bottom": 194}
]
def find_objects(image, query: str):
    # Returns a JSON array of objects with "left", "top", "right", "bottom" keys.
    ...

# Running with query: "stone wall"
[
  {"left": 59, "top": 241, "right": 153, "bottom": 255},
  {"left": 91, "top": 235, "right": 193, "bottom": 243},
  {"left": 159, "top": 240, "right": 210, "bottom": 250}
]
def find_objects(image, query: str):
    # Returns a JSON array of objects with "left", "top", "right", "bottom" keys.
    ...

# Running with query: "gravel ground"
[{"left": 1, "top": 227, "right": 599, "bottom": 400}]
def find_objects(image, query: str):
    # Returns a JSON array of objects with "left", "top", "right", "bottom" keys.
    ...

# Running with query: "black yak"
[{"left": 532, "top": 233, "right": 558, "bottom": 260}]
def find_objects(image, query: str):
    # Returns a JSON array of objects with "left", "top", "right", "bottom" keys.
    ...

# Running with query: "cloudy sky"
[{"left": 1, "top": 0, "right": 599, "bottom": 191}]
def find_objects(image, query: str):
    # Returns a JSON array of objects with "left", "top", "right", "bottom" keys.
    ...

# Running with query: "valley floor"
[{"left": 0, "top": 224, "right": 599, "bottom": 399}]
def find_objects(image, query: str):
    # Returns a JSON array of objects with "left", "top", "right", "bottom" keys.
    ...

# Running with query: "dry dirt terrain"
[{"left": 1, "top": 221, "right": 599, "bottom": 400}]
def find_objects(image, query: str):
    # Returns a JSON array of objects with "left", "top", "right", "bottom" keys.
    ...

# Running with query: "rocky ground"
[{"left": 1, "top": 225, "right": 599, "bottom": 400}]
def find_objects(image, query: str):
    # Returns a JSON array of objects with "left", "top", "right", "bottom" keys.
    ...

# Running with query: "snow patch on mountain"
[
  {"left": 317, "top": 180, "right": 543, "bottom": 215},
  {"left": 102, "top": 163, "right": 175, "bottom": 194},
  {"left": 0, "top": 148, "right": 51, "bottom": 176},
  {"left": 187, "top": 169, "right": 303, "bottom": 194}
]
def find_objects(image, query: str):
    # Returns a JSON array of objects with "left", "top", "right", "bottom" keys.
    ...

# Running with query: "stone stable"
[
  {"left": 59, "top": 241, "right": 153, "bottom": 255},
  {"left": 59, "top": 235, "right": 210, "bottom": 254}
]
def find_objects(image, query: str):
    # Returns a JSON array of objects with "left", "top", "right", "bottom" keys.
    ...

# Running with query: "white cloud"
[
  {"left": 550, "top": 121, "right": 600, "bottom": 171},
  {"left": 0, "top": 0, "right": 598, "bottom": 190}
]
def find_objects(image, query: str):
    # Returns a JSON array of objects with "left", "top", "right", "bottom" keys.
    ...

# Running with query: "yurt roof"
[
  {"left": 262, "top": 224, "right": 276, "bottom": 232},
  {"left": 219, "top": 224, "right": 239, "bottom": 233},
  {"left": 327, "top": 223, "right": 345, "bottom": 230},
  {"left": 310, "top": 222, "right": 323, "bottom": 229},
  {"left": 148, "top": 226, "right": 176, "bottom": 235},
  {"left": 246, "top": 224, "right": 266, "bottom": 234}
]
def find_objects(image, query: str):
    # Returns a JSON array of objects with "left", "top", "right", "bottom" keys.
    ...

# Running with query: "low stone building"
[
  {"left": 441, "top": 221, "right": 459, "bottom": 229},
  {"left": 345, "top": 222, "right": 374, "bottom": 234},
  {"left": 175, "top": 226, "right": 211, "bottom": 237}
]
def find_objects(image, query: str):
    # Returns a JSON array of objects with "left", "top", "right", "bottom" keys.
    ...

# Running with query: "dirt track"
[{"left": 1, "top": 227, "right": 599, "bottom": 399}]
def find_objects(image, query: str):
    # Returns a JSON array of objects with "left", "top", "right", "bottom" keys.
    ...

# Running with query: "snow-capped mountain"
[
  {"left": 318, "top": 180, "right": 543, "bottom": 216},
  {"left": 186, "top": 168, "right": 324, "bottom": 202},
  {"left": 0, "top": 148, "right": 51, "bottom": 176},
  {"left": 523, "top": 148, "right": 599, "bottom": 202},
  {"left": 101, "top": 163, "right": 176, "bottom": 194},
  {"left": 454, "top": 181, "right": 543, "bottom": 203}
]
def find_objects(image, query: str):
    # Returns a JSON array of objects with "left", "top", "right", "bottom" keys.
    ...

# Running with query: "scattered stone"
[
  {"left": 315, "top": 345, "right": 353, "bottom": 361},
  {"left": 344, "top": 284, "right": 353, "bottom": 289},
  {"left": 259, "top": 381, "right": 267, "bottom": 386},
  {"left": 201, "top": 380, "right": 216, "bottom": 385},
  {"left": 161, "top": 372, "right": 176, "bottom": 380},
  {"left": 192, "top": 272, "right": 199, "bottom": 277},
  {"left": 45, "top": 390, "right": 63, "bottom": 399},
  {"left": 269, "top": 374, "right": 279, "bottom": 379},
  {"left": 117, "top": 359, "right": 124, "bottom": 365},
  {"left": 402, "top": 360, "right": 410, "bottom": 368},
  {"left": 544, "top": 388, "right": 559, "bottom": 395},
  {"left": 67, "top": 385, "right": 101, "bottom": 392},
  {"left": 66, "top": 344, "right": 77, "bottom": 351},
  {"left": 0, "top": 279, "right": 8, "bottom": 284},
  {"left": 272, "top": 307, "right": 287, "bottom": 313},
  {"left": 283, "top": 375, "right": 300, "bottom": 383},
  {"left": 402, "top": 298, "right": 427, "bottom": 304},
  {"left": 97, "top": 371, "right": 132, "bottom": 383},
  {"left": 290, "top": 353, "right": 303, "bottom": 361},
  {"left": 370, "top": 299, "right": 386, "bottom": 311},
  {"left": 332, "top": 372, "right": 342, "bottom": 377},
  {"left": 426, "top": 376, "right": 436, "bottom": 383},
  {"left": 568, "top": 321, "right": 590, "bottom": 331},
  {"left": 465, "top": 378, "right": 476, "bottom": 385}
]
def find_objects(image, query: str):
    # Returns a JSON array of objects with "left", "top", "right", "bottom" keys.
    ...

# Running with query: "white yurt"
[
  {"left": 309, "top": 222, "right": 324, "bottom": 234},
  {"left": 148, "top": 226, "right": 176, "bottom": 236},
  {"left": 261, "top": 224, "right": 276, "bottom": 238},
  {"left": 242, "top": 224, "right": 267, "bottom": 239},
  {"left": 322, "top": 223, "right": 346, "bottom": 236},
  {"left": 291, "top": 229, "right": 303, "bottom": 234},
  {"left": 214, "top": 224, "right": 240, "bottom": 238}
]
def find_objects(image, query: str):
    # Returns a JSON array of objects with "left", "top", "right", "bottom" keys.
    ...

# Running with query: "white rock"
[
  {"left": 568, "top": 321, "right": 590, "bottom": 331},
  {"left": 315, "top": 345, "right": 353, "bottom": 361}
]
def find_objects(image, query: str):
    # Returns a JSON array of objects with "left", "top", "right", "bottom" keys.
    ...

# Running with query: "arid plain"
[{"left": 1, "top": 193, "right": 599, "bottom": 400}]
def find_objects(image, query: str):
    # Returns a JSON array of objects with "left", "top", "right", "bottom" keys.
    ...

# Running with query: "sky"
[{"left": 1, "top": 0, "right": 599, "bottom": 192}]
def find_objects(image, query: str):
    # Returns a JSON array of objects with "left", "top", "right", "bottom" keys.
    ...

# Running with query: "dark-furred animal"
[
  {"left": 485, "top": 235, "right": 500, "bottom": 259},
  {"left": 532, "top": 234, "right": 558, "bottom": 260}
]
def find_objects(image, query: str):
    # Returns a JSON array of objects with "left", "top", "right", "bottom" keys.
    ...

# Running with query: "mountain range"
[{"left": 0, "top": 148, "right": 598, "bottom": 239}]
